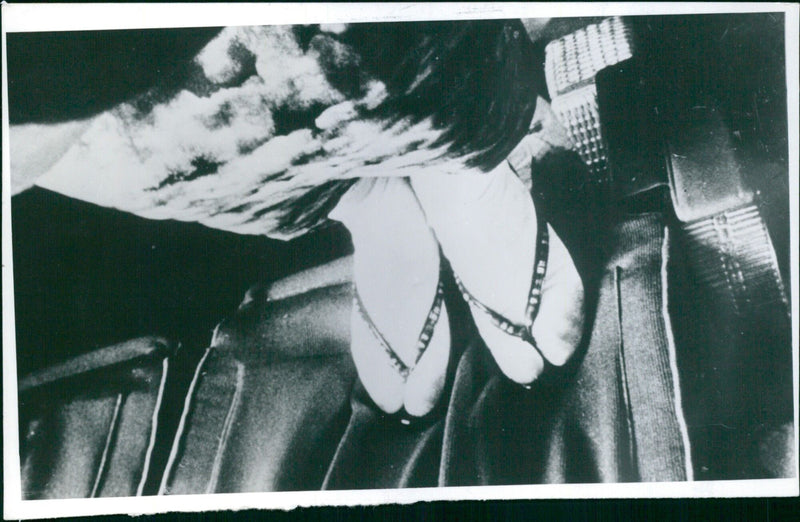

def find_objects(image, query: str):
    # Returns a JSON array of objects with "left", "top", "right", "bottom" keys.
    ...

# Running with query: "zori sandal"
[
  {"left": 453, "top": 216, "right": 584, "bottom": 388},
  {"left": 353, "top": 275, "right": 445, "bottom": 381},
  {"left": 328, "top": 177, "right": 452, "bottom": 420},
  {"left": 410, "top": 161, "right": 583, "bottom": 389},
  {"left": 349, "top": 264, "right": 451, "bottom": 420},
  {"left": 452, "top": 214, "right": 549, "bottom": 372}
]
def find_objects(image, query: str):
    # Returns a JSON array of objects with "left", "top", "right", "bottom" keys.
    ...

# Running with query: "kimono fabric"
[{"left": 19, "top": 21, "right": 539, "bottom": 241}]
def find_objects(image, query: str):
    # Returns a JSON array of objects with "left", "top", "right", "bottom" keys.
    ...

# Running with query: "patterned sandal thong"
[
  {"left": 351, "top": 258, "right": 449, "bottom": 421},
  {"left": 353, "top": 275, "right": 445, "bottom": 382},
  {"left": 452, "top": 215, "right": 550, "bottom": 378}
]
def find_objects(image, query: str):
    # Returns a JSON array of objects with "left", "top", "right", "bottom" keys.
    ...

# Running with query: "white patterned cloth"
[
  {"left": 13, "top": 25, "right": 476, "bottom": 239},
  {"left": 11, "top": 22, "right": 569, "bottom": 240}
]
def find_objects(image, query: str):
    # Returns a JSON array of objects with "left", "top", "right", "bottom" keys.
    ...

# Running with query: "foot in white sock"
[
  {"left": 411, "top": 161, "right": 584, "bottom": 386},
  {"left": 328, "top": 177, "right": 450, "bottom": 416}
]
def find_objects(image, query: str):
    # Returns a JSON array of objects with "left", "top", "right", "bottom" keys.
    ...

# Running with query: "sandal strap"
[
  {"left": 353, "top": 264, "right": 446, "bottom": 381},
  {"left": 453, "top": 216, "right": 549, "bottom": 353},
  {"left": 526, "top": 215, "right": 549, "bottom": 324}
]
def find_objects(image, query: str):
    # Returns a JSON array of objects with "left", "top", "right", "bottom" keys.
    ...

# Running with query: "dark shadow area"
[
  {"left": 6, "top": 27, "right": 223, "bottom": 124},
  {"left": 11, "top": 187, "right": 351, "bottom": 376}
]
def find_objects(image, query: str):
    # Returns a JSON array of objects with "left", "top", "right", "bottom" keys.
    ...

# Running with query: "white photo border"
[{"left": 3, "top": 2, "right": 798, "bottom": 519}]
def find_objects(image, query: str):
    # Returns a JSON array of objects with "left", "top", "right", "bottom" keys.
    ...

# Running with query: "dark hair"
[
  {"left": 333, "top": 19, "right": 541, "bottom": 172},
  {"left": 278, "top": 19, "right": 542, "bottom": 235}
]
